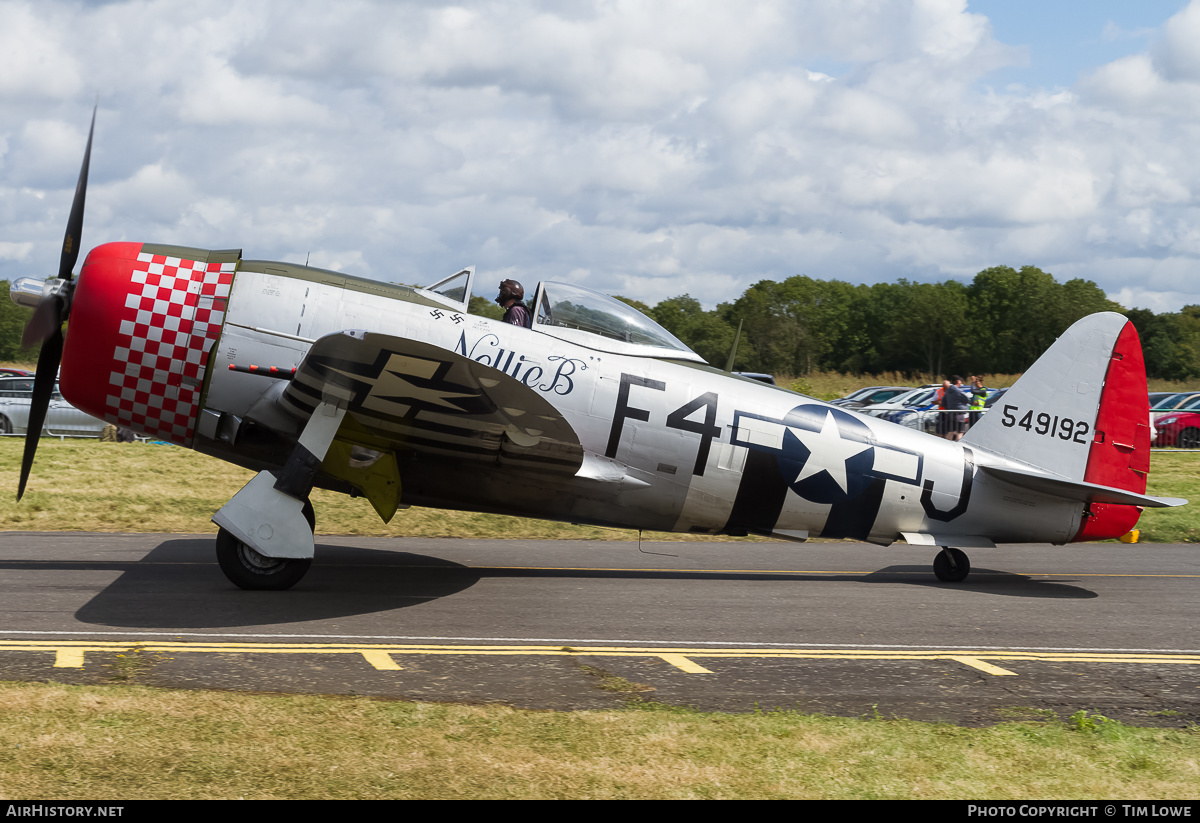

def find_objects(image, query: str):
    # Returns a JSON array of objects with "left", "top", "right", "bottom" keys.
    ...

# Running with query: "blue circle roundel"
[{"left": 776, "top": 404, "right": 877, "bottom": 504}]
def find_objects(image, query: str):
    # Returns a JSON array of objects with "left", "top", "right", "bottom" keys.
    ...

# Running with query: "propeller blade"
[
  {"left": 17, "top": 330, "right": 65, "bottom": 501},
  {"left": 58, "top": 104, "right": 96, "bottom": 282},
  {"left": 17, "top": 105, "right": 97, "bottom": 502},
  {"left": 20, "top": 292, "right": 64, "bottom": 349}
]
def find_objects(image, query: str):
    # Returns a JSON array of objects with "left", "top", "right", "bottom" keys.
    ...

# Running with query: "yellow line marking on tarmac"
[
  {"left": 53, "top": 649, "right": 84, "bottom": 668},
  {"left": 658, "top": 654, "right": 714, "bottom": 674},
  {"left": 947, "top": 656, "right": 1018, "bottom": 676},
  {"left": 6, "top": 640, "right": 1200, "bottom": 677},
  {"left": 360, "top": 650, "right": 402, "bottom": 671}
]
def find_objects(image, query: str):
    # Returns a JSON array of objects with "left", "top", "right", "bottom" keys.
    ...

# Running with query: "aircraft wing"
[{"left": 280, "top": 331, "right": 583, "bottom": 474}]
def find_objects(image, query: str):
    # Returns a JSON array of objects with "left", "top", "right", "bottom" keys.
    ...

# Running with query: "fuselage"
[{"left": 60, "top": 242, "right": 1090, "bottom": 545}]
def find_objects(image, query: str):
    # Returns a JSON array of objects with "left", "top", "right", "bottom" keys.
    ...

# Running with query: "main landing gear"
[
  {"left": 216, "top": 499, "right": 316, "bottom": 591},
  {"left": 933, "top": 547, "right": 971, "bottom": 583},
  {"left": 212, "top": 401, "right": 346, "bottom": 591}
]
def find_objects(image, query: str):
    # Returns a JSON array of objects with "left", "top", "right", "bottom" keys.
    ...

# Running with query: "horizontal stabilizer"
[{"left": 979, "top": 463, "right": 1186, "bottom": 509}]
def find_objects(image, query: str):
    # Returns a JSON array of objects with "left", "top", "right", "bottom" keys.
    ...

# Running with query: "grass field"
[
  {"left": 0, "top": 681, "right": 1196, "bottom": 800},
  {"left": 2, "top": 437, "right": 1197, "bottom": 542}
]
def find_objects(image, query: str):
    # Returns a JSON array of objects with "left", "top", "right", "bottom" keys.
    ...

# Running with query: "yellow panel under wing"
[{"left": 320, "top": 439, "right": 402, "bottom": 524}]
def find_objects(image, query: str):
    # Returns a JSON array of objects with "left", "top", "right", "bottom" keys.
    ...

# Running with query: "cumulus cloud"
[{"left": 0, "top": 0, "right": 1198, "bottom": 313}]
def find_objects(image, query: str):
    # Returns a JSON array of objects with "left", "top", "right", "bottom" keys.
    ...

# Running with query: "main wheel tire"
[
  {"left": 216, "top": 499, "right": 315, "bottom": 592},
  {"left": 933, "top": 547, "right": 970, "bottom": 583},
  {"left": 0, "top": 415, "right": 11, "bottom": 435},
  {"left": 1179, "top": 427, "right": 1200, "bottom": 449}
]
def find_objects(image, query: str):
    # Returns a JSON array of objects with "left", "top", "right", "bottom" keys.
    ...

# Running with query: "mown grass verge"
[{"left": 0, "top": 681, "right": 1196, "bottom": 800}]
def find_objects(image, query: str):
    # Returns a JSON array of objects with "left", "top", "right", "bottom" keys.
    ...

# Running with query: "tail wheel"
[
  {"left": 216, "top": 498, "right": 315, "bottom": 591},
  {"left": 933, "top": 547, "right": 970, "bottom": 583},
  {"left": 1179, "top": 428, "right": 1200, "bottom": 449}
]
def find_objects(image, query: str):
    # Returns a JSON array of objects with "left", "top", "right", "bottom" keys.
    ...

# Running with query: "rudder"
[{"left": 1075, "top": 320, "right": 1151, "bottom": 539}]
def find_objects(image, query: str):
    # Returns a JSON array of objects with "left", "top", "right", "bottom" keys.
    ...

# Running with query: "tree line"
[
  {"left": 623, "top": 266, "right": 1200, "bottom": 381},
  {"left": 3, "top": 266, "right": 1199, "bottom": 380}
]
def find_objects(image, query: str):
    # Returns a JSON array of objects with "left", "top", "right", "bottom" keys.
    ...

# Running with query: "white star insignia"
[{"left": 786, "top": 410, "right": 872, "bottom": 493}]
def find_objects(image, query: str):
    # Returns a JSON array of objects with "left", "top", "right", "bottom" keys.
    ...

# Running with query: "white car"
[
  {"left": 859, "top": 386, "right": 940, "bottom": 420},
  {"left": 830, "top": 385, "right": 912, "bottom": 410},
  {"left": 0, "top": 376, "right": 107, "bottom": 437}
]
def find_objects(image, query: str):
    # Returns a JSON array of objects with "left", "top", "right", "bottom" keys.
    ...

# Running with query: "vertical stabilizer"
[{"left": 962, "top": 312, "right": 1151, "bottom": 539}]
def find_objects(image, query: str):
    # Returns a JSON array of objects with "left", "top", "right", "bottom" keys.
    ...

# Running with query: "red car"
[
  {"left": 1153, "top": 411, "right": 1200, "bottom": 448},
  {"left": 0, "top": 368, "right": 31, "bottom": 377}
]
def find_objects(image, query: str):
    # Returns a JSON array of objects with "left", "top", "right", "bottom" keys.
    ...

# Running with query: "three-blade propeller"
[{"left": 17, "top": 105, "right": 96, "bottom": 501}]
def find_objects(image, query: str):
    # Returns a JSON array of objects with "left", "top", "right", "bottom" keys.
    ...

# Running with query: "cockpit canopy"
[
  {"left": 419, "top": 268, "right": 704, "bottom": 363},
  {"left": 532, "top": 281, "right": 703, "bottom": 361}
]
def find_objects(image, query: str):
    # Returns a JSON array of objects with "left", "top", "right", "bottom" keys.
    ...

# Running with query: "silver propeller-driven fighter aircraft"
[{"left": 12, "top": 111, "right": 1187, "bottom": 590}]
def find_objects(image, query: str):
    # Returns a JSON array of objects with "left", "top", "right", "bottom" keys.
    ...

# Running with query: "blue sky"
[
  {"left": 2, "top": 0, "right": 1200, "bottom": 315},
  {"left": 972, "top": 1, "right": 1190, "bottom": 88}
]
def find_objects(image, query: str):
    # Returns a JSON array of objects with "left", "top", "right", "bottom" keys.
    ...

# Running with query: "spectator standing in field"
[
  {"left": 968, "top": 375, "right": 987, "bottom": 428},
  {"left": 938, "top": 376, "right": 970, "bottom": 440}
]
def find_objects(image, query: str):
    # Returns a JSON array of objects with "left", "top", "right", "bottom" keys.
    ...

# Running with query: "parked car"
[
  {"left": 0, "top": 376, "right": 107, "bottom": 436},
  {"left": 1151, "top": 391, "right": 1200, "bottom": 420},
  {"left": 1152, "top": 411, "right": 1200, "bottom": 449},
  {"left": 1148, "top": 391, "right": 1177, "bottom": 410},
  {"left": 859, "top": 386, "right": 940, "bottom": 420},
  {"left": 984, "top": 388, "right": 1008, "bottom": 409},
  {"left": 1168, "top": 393, "right": 1200, "bottom": 412},
  {"left": 0, "top": 368, "right": 32, "bottom": 377},
  {"left": 830, "top": 386, "right": 911, "bottom": 410}
]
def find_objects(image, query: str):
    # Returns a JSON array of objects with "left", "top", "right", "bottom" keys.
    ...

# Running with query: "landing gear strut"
[
  {"left": 933, "top": 547, "right": 970, "bottom": 583},
  {"left": 212, "top": 401, "right": 345, "bottom": 591}
]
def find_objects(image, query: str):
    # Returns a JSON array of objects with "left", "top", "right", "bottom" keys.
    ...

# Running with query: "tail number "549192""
[{"left": 1000, "top": 404, "right": 1091, "bottom": 444}]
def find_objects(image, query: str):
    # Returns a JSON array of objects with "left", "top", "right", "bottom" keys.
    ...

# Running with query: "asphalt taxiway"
[{"left": 0, "top": 532, "right": 1197, "bottom": 726}]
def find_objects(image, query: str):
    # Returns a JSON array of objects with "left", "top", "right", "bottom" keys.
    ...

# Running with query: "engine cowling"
[{"left": 59, "top": 242, "right": 239, "bottom": 447}]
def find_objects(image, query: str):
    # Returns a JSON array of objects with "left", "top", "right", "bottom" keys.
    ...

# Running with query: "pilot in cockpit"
[{"left": 496, "top": 279, "right": 532, "bottom": 328}]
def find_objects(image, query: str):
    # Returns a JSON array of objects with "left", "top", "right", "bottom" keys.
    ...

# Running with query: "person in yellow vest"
[{"left": 968, "top": 375, "right": 987, "bottom": 428}]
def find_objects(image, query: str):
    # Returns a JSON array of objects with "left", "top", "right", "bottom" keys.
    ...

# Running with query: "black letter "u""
[{"left": 920, "top": 447, "right": 974, "bottom": 522}]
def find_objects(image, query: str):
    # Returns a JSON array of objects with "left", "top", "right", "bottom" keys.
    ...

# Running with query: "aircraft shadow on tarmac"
[
  {"left": 863, "top": 565, "right": 1098, "bottom": 599},
  {"left": 68, "top": 538, "right": 483, "bottom": 629},
  {"left": 452, "top": 564, "right": 1097, "bottom": 599},
  {"left": 54, "top": 539, "right": 1097, "bottom": 630}
]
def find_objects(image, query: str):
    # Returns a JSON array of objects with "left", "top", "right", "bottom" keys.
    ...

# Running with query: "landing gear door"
[{"left": 417, "top": 266, "right": 475, "bottom": 312}]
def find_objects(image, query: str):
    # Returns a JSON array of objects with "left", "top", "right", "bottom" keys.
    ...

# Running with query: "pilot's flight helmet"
[{"left": 499, "top": 279, "right": 524, "bottom": 301}]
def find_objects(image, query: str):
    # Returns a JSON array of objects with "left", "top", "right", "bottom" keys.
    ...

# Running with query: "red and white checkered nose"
[{"left": 60, "top": 242, "right": 236, "bottom": 446}]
